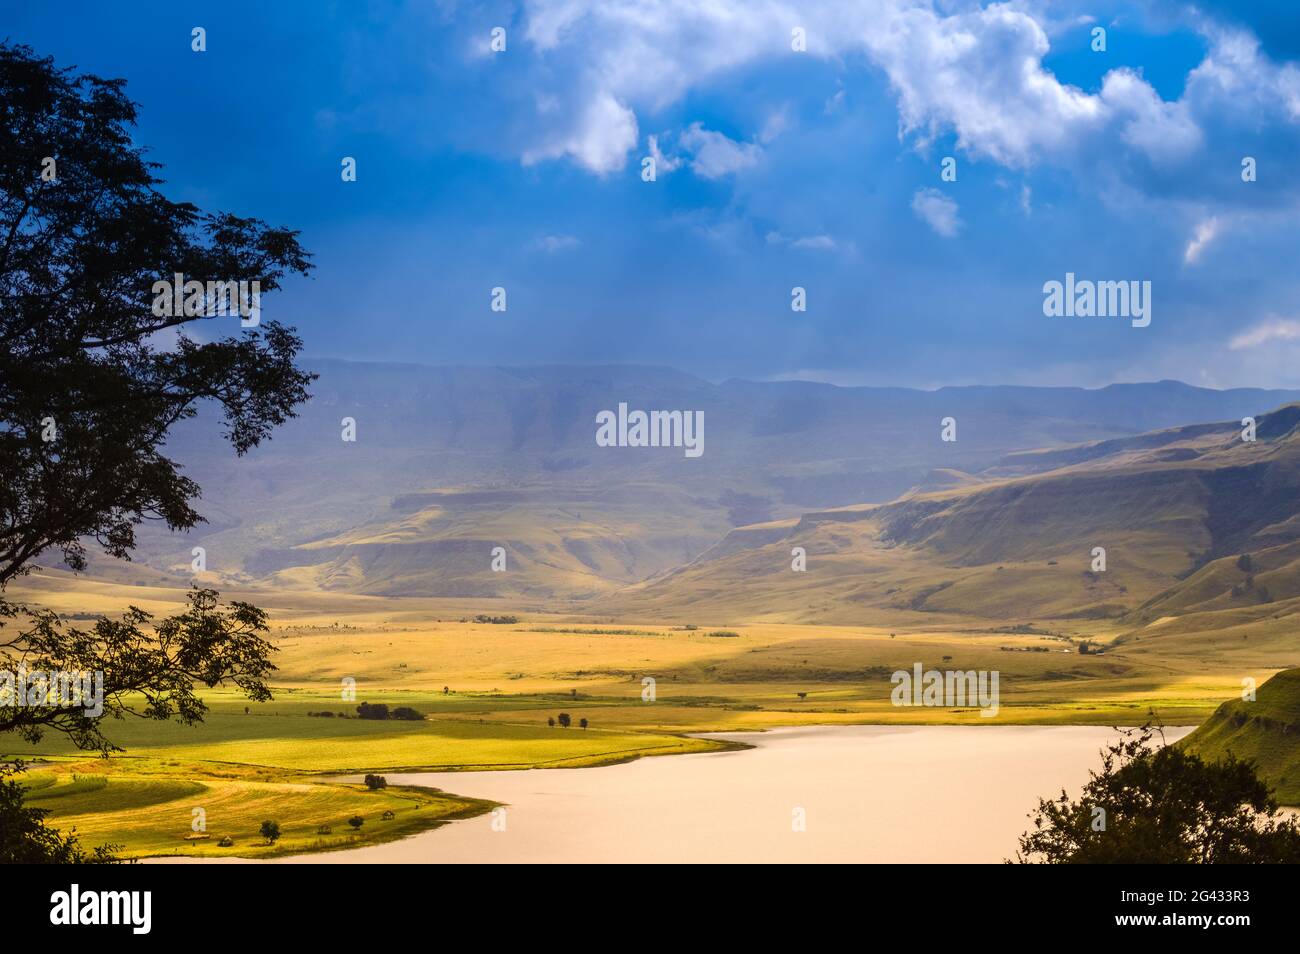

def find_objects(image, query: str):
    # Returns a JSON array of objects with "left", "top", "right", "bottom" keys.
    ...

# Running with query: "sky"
[{"left": 6, "top": 0, "right": 1300, "bottom": 389}]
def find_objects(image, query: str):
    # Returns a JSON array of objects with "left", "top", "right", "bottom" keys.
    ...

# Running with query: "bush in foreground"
[{"left": 1013, "top": 722, "right": 1300, "bottom": 863}]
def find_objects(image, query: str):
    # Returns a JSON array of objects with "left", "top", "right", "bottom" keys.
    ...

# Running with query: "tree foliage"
[
  {"left": 0, "top": 588, "right": 275, "bottom": 753},
  {"left": 0, "top": 42, "right": 314, "bottom": 860},
  {"left": 1014, "top": 722, "right": 1300, "bottom": 863},
  {"left": 0, "top": 762, "right": 118, "bottom": 863},
  {"left": 1, "top": 41, "right": 314, "bottom": 590}
]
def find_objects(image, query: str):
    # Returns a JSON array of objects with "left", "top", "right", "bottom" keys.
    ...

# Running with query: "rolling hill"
[
  {"left": 600, "top": 403, "right": 1300, "bottom": 631},
  {"left": 61, "top": 360, "right": 1300, "bottom": 602},
  {"left": 1180, "top": 667, "right": 1300, "bottom": 804}
]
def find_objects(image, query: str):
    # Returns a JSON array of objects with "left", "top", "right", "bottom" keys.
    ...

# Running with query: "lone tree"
[
  {"left": 348, "top": 816, "right": 364, "bottom": 831},
  {"left": 1013, "top": 722, "right": 1300, "bottom": 863},
  {"left": 557, "top": 712, "right": 571, "bottom": 729},
  {"left": 0, "top": 43, "right": 313, "bottom": 858},
  {"left": 259, "top": 820, "right": 281, "bottom": 845},
  {"left": 579, "top": 717, "right": 588, "bottom": 729}
]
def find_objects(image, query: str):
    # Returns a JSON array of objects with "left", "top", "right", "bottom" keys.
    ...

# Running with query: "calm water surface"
[{"left": 162, "top": 724, "right": 1193, "bottom": 864}]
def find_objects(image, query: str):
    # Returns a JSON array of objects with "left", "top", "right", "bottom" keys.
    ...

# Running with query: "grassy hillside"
[
  {"left": 1179, "top": 667, "right": 1300, "bottom": 805},
  {"left": 606, "top": 403, "right": 1300, "bottom": 625},
  {"left": 104, "top": 364, "right": 1300, "bottom": 601}
]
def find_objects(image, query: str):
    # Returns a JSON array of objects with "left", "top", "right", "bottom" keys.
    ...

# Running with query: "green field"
[
  {"left": 20, "top": 760, "right": 493, "bottom": 858},
  {"left": 9, "top": 574, "right": 1300, "bottom": 858}
]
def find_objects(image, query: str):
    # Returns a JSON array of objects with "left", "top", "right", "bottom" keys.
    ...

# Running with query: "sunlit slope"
[
  {"left": 604, "top": 404, "right": 1300, "bottom": 624},
  {"left": 1180, "top": 668, "right": 1300, "bottom": 804},
  {"left": 246, "top": 484, "right": 730, "bottom": 599}
]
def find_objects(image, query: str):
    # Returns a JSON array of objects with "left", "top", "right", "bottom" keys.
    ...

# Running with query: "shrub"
[{"left": 1015, "top": 723, "right": 1300, "bottom": 863}]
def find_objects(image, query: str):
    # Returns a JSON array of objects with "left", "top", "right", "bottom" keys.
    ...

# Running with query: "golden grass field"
[{"left": 8, "top": 569, "right": 1298, "bottom": 857}]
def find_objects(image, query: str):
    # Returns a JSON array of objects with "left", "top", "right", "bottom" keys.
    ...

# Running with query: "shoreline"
[{"left": 149, "top": 723, "right": 1200, "bottom": 864}]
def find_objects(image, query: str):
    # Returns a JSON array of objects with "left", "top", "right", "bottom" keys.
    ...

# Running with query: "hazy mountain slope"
[
  {"left": 602, "top": 404, "right": 1300, "bottom": 625},
  {"left": 87, "top": 361, "right": 1300, "bottom": 599},
  {"left": 243, "top": 484, "right": 727, "bottom": 599}
]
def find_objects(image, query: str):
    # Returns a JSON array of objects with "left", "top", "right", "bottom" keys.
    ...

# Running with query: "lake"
[{"left": 162, "top": 724, "right": 1193, "bottom": 864}]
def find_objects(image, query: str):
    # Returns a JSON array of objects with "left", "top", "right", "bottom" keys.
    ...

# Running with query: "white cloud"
[
  {"left": 759, "top": 108, "right": 790, "bottom": 144},
  {"left": 512, "top": 0, "right": 1292, "bottom": 211},
  {"left": 1100, "top": 69, "right": 1202, "bottom": 164},
  {"left": 531, "top": 234, "right": 581, "bottom": 253},
  {"left": 791, "top": 234, "right": 837, "bottom": 249},
  {"left": 1229, "top": 318, "right": 1300, "bottom": 350},
  {"left": 647, "top": 134, "right": 682, "bottom": 174},
  {"left": 911, "top": 187, "right": 962, "bottom": 237},
  {"left": 1184, "top": 217, "right": 1220, "bottom": 264},
  {"left": 768, "top": 231, "right": 839, "bottom": 250},
  {"left": 522, "top": 90, "right": 637, "bottom": 176},
  {"left": 678, "top": 123, "right": 762, "bottom": 179},
  {"left": 860, "top": 3, "right": 1106, "bottom": 166},
  {"left": 1183, "top": 24, "right": 1300, "bottom": 122}
]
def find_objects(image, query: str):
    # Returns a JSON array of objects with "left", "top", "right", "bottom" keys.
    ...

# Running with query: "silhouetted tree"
[
  {"left": 348, "top": 816, "right": 364, "bottom": 831},
  {"left": 259, "top": 820, "right": 281, "bottom": 845},
  {"left": 364, "top": 774, "right": 387, "bottom": 791},
  {"left": 0, "top": 762, "right": 117, "bottom": 862},
  {"left": 579, "top": 718, "right": 588, "bottom": 729},
  {"left": 1014, "top": 722, "right": 1300, "bottom": 863},
  {"left": 557, "top": 712, "right": 571, "bottom": 728},
  {"left": 0, "top": 42, "right": 312, "bottom": 860}
]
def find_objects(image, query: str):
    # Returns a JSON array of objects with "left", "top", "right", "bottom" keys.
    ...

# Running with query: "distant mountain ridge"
[
  {"left": 74, "top": 359, "right": 1300, "bottom": 602},
  {"left": 601, "top": 401, "right": 1300, "bottom": 631}
]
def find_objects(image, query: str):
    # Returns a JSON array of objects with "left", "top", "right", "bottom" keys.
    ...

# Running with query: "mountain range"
[{"left": 71, "top": 360, "right": 1300, "bottom": 626}]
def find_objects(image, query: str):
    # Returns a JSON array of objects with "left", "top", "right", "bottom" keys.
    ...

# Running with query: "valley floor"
[{"left": 8, "top": 573, "right": 1297, "bottom": 859}]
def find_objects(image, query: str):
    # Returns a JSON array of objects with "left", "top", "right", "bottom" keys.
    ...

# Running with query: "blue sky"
[{"left": 7, "top": 0, "right": 1300, "bottom": 388}]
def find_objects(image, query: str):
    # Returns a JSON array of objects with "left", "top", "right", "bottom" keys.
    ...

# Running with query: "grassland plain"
[{"left": 7, "top": 571, "right": 1298, "bottom": 857}]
